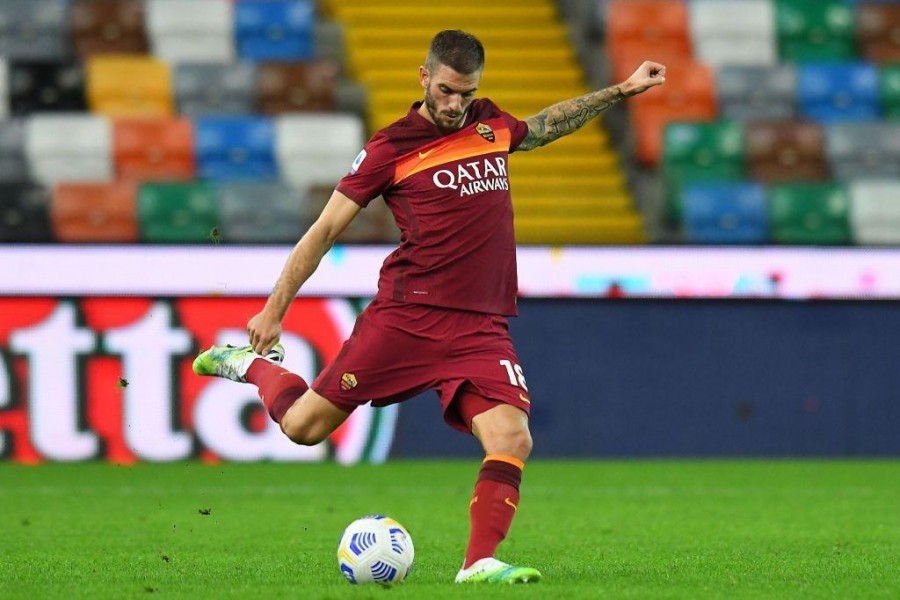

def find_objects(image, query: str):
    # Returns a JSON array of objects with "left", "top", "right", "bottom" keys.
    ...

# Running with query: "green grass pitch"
[{"left": 1, "top": 461, "right": 898, "bottom": 599}]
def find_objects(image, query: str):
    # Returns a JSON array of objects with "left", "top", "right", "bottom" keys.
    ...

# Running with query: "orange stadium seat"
[
  {"left": 113, "top": 117, "right": 195, "bottom": 181},
  {"left": 607, "top": 0, "right": 692, "bottom": 82},
  {"left": 86, "top": 54, "right": 174, "bottom": 116},
  {"left": 257, "top": 60, "right": 339, "bottom": 114},
  {"left": 71, "top": 0, "right": 149, "bottom": 57},
  {"left": 50, "top": 182, "right": 138, "bottom": 242},
  {"left": 745, "top": 121, "right": 829, "bottom": 183},
  {"left": 630, "top": 60, "right": 716, "bottom": 165}
]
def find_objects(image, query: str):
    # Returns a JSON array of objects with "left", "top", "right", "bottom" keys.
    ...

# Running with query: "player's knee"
[
  {"left": 281, "top": 417, "right": 328, "bottom": 446},
  {"left": 485, "top": 426, "right": 533, "bottom": 460}
]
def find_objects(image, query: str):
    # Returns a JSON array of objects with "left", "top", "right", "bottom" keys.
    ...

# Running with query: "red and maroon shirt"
[{"left": 336, "top": 98, "right": 529, "bottom": 316}]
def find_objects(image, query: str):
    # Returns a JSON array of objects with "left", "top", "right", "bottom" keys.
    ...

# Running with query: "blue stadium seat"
[
  {"left": 796, "top": 62, "right": 882, "bottom": 122},
  {"left": 234, "top": 0, "right": 315, "bottom": 61},
  {"left": 681, "top": 181, "right": 769, "bottom": 244},
  {"left": 193, "top": 116, "right": 277, "bottom": 181}
]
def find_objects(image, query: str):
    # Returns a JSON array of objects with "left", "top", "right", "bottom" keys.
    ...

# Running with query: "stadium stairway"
[{"left": 321, "top": 0, "right": 646, "bottom": 244}]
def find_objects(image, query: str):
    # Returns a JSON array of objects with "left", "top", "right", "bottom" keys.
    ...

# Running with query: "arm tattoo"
[{"left": 517, "top": 85, "right": 627, "bottom": 151}]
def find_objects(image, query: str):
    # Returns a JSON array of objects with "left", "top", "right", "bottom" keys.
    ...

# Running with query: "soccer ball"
[{"left": 337, "top": 515, "right": 415, "bottom": 584}]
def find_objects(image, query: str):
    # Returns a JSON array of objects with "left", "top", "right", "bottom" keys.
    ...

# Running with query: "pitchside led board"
[{"left": 1, "top": 245, "right": 899, "bottom": 465}]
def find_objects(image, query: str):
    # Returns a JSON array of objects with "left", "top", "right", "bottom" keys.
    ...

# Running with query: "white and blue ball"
[{"left": 337, "top": 515, "right": 414, "bottom": 584}]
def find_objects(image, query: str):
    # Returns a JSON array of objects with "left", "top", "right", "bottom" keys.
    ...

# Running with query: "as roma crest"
[
  {"left": 475, "top": 122, "right": 495, "bottom": 142},
  {"left": 340, "top": 372, "right": 358, "bottom": 391}
]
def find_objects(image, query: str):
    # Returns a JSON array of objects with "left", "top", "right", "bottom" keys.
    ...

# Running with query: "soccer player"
[{"left": 194, "top": 30, "right": 665, "bottom": 584}]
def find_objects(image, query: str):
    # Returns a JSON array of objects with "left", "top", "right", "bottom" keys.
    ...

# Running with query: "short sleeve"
[
  {"left": 499, "top": 110, "right": 529, "bottom": 153},
  {"left": 335, "top": 134, "right": 395, "bottom": 208}
]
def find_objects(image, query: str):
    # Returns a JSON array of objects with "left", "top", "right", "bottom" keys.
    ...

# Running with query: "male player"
[{"left": 194, "top": 30, "right": 665, "bottom": 583}]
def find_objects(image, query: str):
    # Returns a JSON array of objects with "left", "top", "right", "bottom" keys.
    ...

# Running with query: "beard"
[{"left": 424, "top": 87, "right": 465, "bottom": 133}]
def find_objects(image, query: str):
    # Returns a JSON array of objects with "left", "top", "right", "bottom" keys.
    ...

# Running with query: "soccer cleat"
[
  {"left": 192, "top": 343, "right": 284, "bottom": 383},
  {"left": 454, "top": 557, "right": 542, "bottom": 584}
]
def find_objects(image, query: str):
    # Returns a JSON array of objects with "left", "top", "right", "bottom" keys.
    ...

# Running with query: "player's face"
[{"left": 419, "top": 64, "right": 481, "bottom": 133}]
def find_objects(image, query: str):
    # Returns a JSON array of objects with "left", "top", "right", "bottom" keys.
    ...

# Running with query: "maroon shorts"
[{"left": 311, "top": 297, "right": 532, "bottom": 433}]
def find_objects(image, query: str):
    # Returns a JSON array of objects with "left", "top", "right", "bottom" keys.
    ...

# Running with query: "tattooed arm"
[{"left": 517, "top": 60, "right": 667, "bottom": 151}]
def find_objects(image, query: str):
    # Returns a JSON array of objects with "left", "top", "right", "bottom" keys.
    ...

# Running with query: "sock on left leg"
[{"left": 463, "top": 454, "right": 524, "bottom": 569}]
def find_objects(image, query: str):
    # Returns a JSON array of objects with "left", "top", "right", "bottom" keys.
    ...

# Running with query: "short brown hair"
[{"left": 425, "top": 30, "right": 485, "bottom": 75}]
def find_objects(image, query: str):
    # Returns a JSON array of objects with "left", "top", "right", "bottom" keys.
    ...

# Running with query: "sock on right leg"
[{"left": 245, "top": 359, "right": 309, "bottom": 424}]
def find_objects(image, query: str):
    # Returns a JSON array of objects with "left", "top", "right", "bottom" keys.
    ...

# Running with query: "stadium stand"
[
  {"left": 608, "top": 0, "right": 900, "bottom": 244},
  {"left": 2, "top": 0, "right": 899, "bottom": 247}
]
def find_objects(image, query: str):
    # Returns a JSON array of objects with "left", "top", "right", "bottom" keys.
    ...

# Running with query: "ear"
[{"left": 418, "top": 66, "right": 429, "bottom": 89}]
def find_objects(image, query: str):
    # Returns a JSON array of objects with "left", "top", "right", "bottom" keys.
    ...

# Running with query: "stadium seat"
[
  {"left": 681, "top": 181, "right": 769, "bottom": 244},
  {"left": 86, "top": 55, "right": 174, "bottom": 116},
  {"left": 849, "top": 179, "right": 900, "bottom": 244},
  {"left": 8, "top": 60, "right": 88, "bottom": 115},
  {"left": 857, "top": 2, "right": 900, "bottom": 64},
  {"left": 146, "top": 0, "right": 235, "bottom": 64},
  {"left": 194, "top": 116, "right": 278, "bottom": 181},
  {"left": 662, "top": 120, "right": 745, "bottom": 220},
  {"left": 716, "top": 65, "right": 797, "bottom": 122},
  {"left": 775, "top": 0, "right": 857, "bottom": 61},
  {"left": 113, "top": 118, "right": 195, "bottom": 181},
  {"left": 25, "top": 114, "right": 113, "bottom": 185},
  {"left": 218, "top": 181, "right": 308, "bottom": 243},
  {"left": 688, "top": 0, "right": 777, "bottom": 66},
  {"left": 137, "top": 181, "right": 219, "bottom": 243},
  {"left": 174, "top": 63, "right": 258, "bottom": 116},
  {"left": 0, "top": 183, "right": 53, "bottom": 242},
  {"left": 824, "top": 122, "right": 900, "bottom": 179},
  {"left": 274, "top": 113, "right": 364, "bottom": 188},
  {"left": 50, "top": 182, "right": 139, "bottom": 242},
  {"left": 767, "top": 182, "right": 852, "bottom": 245},
  {"left": 257, "top": 60, "right": 339, "bottom": 114},
  {"left": 234, "top": 0, "right": 316, "bottom": 61},
  {"left": 0, "top": 119, "right": 29, "bottom": 183},
  {"left": 880, "top": 63, "right": 900, "bottom": 120},
  {"left": 796, "top": 62, "right": 881, "bottom": 122},
  {"left": 71, "top": 0, "right": 150, "bottom": 57},
  {"left": 606, "top": 0, "right": 692, "bottom": 82},
  {"left": 0, "top": 0, "right": 71, "bottom": 60},
  {"left": 630, "top": 60, "right": 717, "bottom": 165},
  {"left": 745, "top": 121, "right": 829, "bottom": 183}
]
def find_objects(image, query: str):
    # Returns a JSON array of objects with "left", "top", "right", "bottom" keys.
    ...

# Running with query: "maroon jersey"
[{"left": 336, "top": 98, "right": 529, "bottom": 316}]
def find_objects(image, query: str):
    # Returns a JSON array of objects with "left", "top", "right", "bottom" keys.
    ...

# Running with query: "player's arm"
[
  {"left": 247, "top": 190, "right": 362, "bottom": 354},
  {"left": 516, "top": 60, "right": 666, "bottom": 152}
]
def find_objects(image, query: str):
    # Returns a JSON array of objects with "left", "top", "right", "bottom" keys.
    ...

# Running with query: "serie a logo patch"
[
  {"left": 340, "top": 372, "right": 358, "bottom": 391},
  {"left": 475, "top": 122, "right": 495, "bottom": 142}
]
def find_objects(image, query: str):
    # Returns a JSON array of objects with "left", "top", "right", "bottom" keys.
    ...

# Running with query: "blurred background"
[{"left": 1, "top": 0, "right": 899, "bottom": 465}]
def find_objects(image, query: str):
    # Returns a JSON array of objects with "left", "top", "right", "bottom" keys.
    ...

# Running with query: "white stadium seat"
[
  {"left": 25, "top": 114, "right": 113, "bottom": 185},
  {"left": 146, "top": 0, "right": 235, "bottom": 64},
  {"left": 849, "top": 180, "right": 900, "bottom": 245},
  {"left": 689, "top": 0, "right": 777, "bottom": 66},
  {"left": 275, "top": 113, "right": 365, "bottom": 189}
]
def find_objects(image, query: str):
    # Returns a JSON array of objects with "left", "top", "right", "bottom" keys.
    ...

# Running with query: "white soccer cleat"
[
  {"left": 192, "top": 343, "right": 284, "bottom": 383},
  {"left": 454, "top": 557, "right": 542, "bottom": 584}
]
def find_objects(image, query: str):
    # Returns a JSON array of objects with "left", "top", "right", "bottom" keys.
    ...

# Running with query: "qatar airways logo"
[{"left": 432, "top": 156, "right": 509, "bottom": 197}]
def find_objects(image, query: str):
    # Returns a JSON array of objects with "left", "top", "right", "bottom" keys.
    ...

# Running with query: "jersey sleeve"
[
  {"left": 335, "top": 134, "right": 395, "bottom": 208},
  {"left": 499, "top": 109, "right": 529, "bottom": 153}
]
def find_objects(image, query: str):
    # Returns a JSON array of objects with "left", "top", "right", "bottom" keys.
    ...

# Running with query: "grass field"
[{"left": 1, "top": 461, "right": 898, "bottom": 599}]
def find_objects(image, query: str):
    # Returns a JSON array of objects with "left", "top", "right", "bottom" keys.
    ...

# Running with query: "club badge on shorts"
[
  {"left": 340, "top": 372, "right": 358, "bottom": 391},
  {"left": 475, "top": 122, "right": 495, "bottom": 142}
]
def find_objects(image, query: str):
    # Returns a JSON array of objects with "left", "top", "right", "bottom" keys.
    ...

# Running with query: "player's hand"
[
  {"left": 247, "top": 310, "right": 282, "bottom": 356},
  {"left": 621, "top": 61, "right": 666, "bottom": 96}
]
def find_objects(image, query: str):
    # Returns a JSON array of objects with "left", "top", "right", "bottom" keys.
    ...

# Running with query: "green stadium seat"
[
  {"left": 775, "top": 0, "right": 857, "bottom": 61},
  {"left": 662, "top": 120, "right": 745, "bottom": 222},
  {"left": 880, "top": 63, "right": 900, "bottom": 120},
  {"left": 137, "top": 181, "right": 218, "bottom": 243},
  {"left": 767, "top": 182, "right": 852, "bottom": 245}
]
